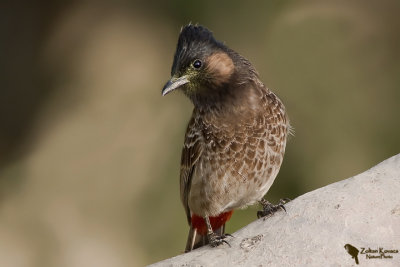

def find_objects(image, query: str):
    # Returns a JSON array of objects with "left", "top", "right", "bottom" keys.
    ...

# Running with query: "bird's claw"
[
  {"left": 208, "top": 232, "right": 231, "bottom": 248},
  {"left": 257, "top": 198, "right": 291, "bottom": 219}
]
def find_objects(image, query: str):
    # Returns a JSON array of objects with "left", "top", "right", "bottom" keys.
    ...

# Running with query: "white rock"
[{"left": 150, "top": 154, "right": 400, "bottom": 267}]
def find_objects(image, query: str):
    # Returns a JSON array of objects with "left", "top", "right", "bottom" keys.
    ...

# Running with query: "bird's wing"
[{"left": 180, "top": 115, "right": 203, "bottom": 225}]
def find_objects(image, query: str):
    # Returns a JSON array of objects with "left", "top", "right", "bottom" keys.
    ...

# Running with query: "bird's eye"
[{"left": 193, "top": 59, "right": 202, "bottom": 69}]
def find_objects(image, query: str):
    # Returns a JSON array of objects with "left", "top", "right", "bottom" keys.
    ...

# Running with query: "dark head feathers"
[
  {"left": 168, "top": 24, "right": 260, "bottom": 96},
  {"left": 172, "top": 24, "right": 225, "bottom": 75},
  {"left": 178, "top": 24, "right": 221, "bottom": 50}
]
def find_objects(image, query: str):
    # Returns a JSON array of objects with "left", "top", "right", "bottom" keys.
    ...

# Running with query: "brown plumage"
[{"left": 162, "top": 24, "right": 290, "bottom": 252}]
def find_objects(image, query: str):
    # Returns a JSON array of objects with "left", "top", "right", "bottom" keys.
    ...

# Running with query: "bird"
[
  {"left": 344, "top": 244, "right": 360, "bottom": 264},
  {"left": 162, "top": 24, "right": 291, "bottom": 252}
]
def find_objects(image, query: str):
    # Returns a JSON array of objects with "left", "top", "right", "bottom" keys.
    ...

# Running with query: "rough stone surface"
[{"left": 150, "top": 154, "right": 400, "bottom": 267}]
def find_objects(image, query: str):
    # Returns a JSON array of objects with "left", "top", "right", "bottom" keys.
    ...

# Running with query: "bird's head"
[{"left": 162, "top": 24, "right": 251, "bottom": 105}]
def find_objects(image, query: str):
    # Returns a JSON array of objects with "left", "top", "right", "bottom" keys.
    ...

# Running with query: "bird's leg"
[
  {"left": 213, "top": 224, "right": 233, "bottom": 239},
  {"left": 204, "top": 216, "right": 231, "bottom": 248},
  {"left": 257, "top": 198, "right": 291, "bottom": 219}
]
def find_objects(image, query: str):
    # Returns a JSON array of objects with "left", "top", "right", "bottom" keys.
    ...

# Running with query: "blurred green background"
[{"left": 1, "top": 0, "right": 399, "bottom": 266}]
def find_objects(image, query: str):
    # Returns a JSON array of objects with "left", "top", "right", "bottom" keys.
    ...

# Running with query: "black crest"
[{"left": 171, "top": 24, "right": 224, "bottom": 75}]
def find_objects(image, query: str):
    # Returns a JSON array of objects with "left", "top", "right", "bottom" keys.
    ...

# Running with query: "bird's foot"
[
  {"left": 257, "top": 198, "right": 291, "bottom": 219},
  {"left": 208, "top": 232, "right": 231, "bottom": 248}
]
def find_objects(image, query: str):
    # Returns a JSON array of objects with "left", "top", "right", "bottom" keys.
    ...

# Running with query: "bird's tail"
[{"left": 184, "top": 224, "right": 225, "bottom": 252}]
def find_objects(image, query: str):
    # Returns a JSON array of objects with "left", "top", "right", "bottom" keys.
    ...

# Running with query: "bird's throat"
[{"left": 191, "top": 211, "right": 233, "bottom": 235}]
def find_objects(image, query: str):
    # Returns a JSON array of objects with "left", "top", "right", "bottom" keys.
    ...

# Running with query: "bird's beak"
[{"left": 162, "top": 75, "right": 189, "bottom": 96}]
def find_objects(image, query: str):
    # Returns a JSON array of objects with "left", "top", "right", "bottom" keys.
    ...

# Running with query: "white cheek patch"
[{"left": 206, "top": 52, "right": 234, "bottom": 86}]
